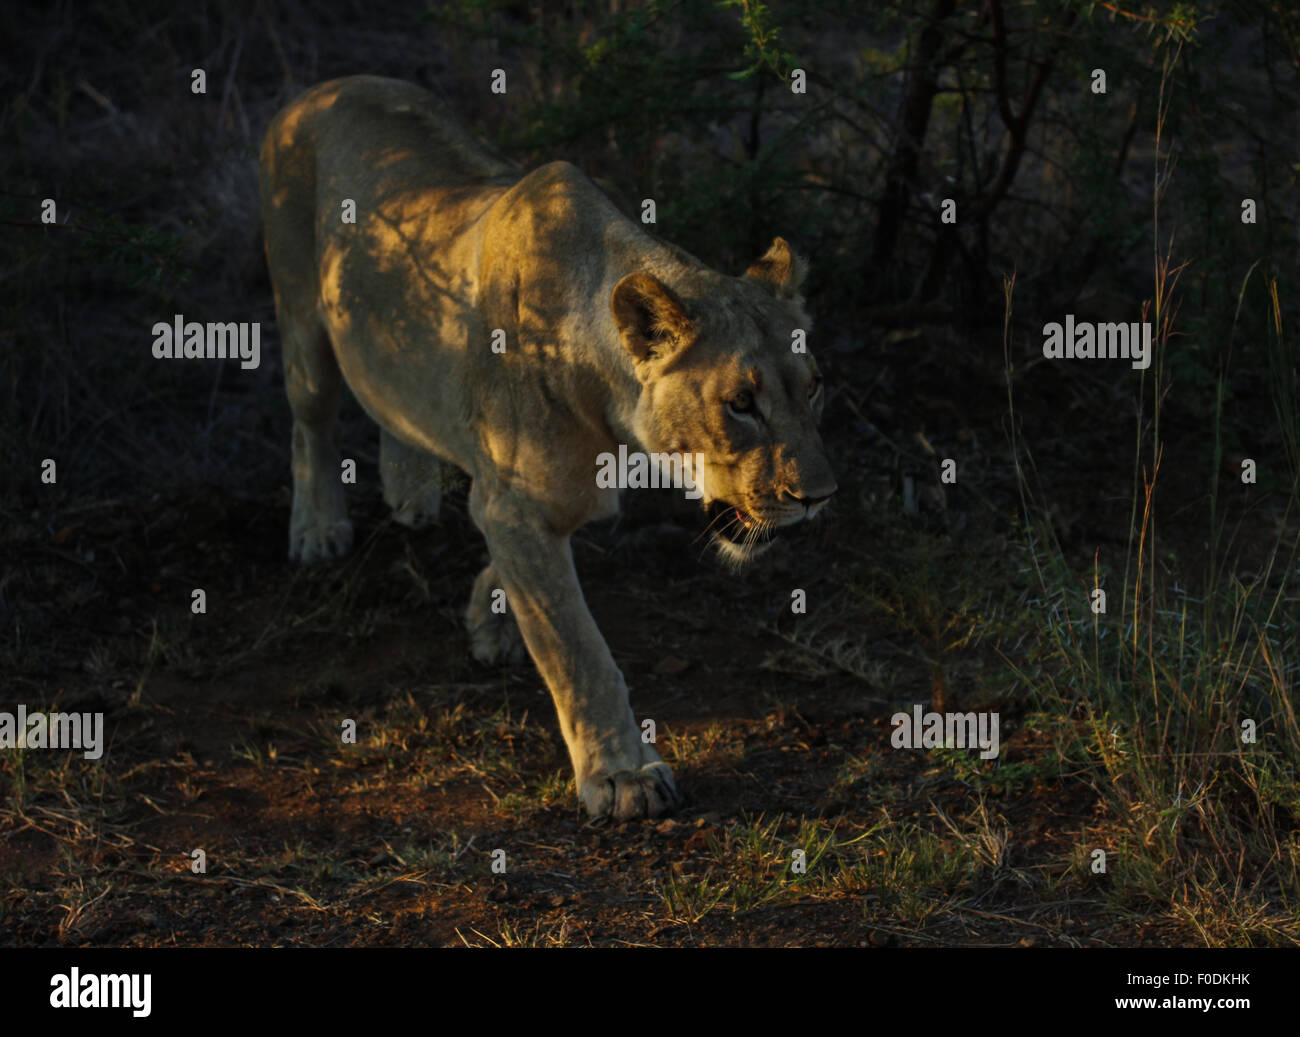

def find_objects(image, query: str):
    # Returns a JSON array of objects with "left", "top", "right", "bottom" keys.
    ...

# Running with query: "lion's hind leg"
[{"left": 283, "top": 305, "right": 353, "bottom": 563}]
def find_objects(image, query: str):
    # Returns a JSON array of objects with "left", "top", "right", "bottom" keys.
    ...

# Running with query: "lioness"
[{"left": 259, "top": 77, "right": 836, "bottom": 821}]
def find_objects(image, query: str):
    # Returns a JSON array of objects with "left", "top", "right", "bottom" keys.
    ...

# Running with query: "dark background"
[{"left": 1, "top": 0, "right": 1297, "bottom": 947}]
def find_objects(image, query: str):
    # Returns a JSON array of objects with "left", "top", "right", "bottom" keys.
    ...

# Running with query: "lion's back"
[{"left": 259, "top": 76, "right": 520, "bottom": 256}]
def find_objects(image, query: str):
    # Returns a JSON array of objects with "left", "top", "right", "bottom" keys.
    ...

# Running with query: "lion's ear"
[
  {"left": 743, "top": 237, "right": 808, "bottom": 300},
  {"left": 611, "top": 272, "right": 693, "bottom": 364}
]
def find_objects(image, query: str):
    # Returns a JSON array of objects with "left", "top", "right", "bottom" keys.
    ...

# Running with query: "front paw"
[
  {"left": 466, "top": 563, "right": 528, "bottom": 666},
  {"left": 467, "top": 609, "right": 528, "bottom": 666},
  {"left": 578, "top": 761, "right": 680, "bottom": 821},
  {"left": 390, "top": 496, "right": 440, "bottom": 530}
]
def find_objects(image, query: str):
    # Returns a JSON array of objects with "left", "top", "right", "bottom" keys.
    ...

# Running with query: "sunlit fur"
[{"left": 259, "top": 76, "right": 836, "bottom": 822}]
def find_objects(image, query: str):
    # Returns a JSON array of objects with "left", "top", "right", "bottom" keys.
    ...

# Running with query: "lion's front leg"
[
  {"left": 471, "top": 488, "right": 680, "bottom": 821},
  {"left": 466, "top": 562, "right": 528, "bottom": 666}
]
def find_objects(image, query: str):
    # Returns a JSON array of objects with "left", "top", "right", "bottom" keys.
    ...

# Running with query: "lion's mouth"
[{"left": 705, "top": 501, "right": 779, "bottom": 547}]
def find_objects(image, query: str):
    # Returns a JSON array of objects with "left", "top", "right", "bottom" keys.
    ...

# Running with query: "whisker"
[
  {"left": 690, "top": 503, "right": 741, "bottom": 548},
  {"left": 695, "top": 515, "right": 744, "bottom": 562}
]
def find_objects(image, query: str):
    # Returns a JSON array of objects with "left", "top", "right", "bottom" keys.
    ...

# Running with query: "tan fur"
[{"left": 259, "top": 76, "right": 836, "bottom": 820}]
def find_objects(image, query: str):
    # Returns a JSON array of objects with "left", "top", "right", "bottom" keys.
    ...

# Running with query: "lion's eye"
[
  {"left": 727, "top": 391, "right": 755, "bottom": 416},
  {"left": 808, "top": 377, "right": 822, "bottom": 400}
]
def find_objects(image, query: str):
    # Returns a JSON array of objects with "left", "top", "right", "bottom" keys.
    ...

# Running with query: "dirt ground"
[{"left": 3, "top": 328, "right": 1252, "bottom": 949}]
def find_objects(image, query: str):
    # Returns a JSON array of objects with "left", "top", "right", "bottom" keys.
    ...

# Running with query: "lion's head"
[{"left": 612, "top": 237, "right": 837, "bottom": 566}]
